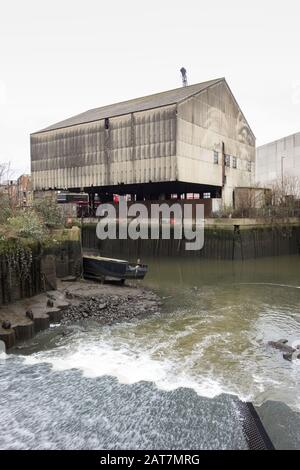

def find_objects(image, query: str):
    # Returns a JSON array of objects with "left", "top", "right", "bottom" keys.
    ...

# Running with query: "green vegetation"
[
  {"left": 7, "top": 211, "right": 47, "bottom": 242},
  {"left": 0, "top": 195, "right": 64, "bottom": 244},
  {"left": 32, "top": 198, "right": 64, "bottom": 228},
  {"left": 0, "top": 194, "right": 13, "bottom": 225}
]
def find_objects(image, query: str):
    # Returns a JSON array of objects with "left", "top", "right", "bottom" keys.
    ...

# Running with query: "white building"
[{"left": 256, "top": 132, "right": 300, "bottom": 186}]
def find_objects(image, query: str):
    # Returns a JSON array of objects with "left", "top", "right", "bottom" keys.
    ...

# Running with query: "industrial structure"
[
  {"left": 31, "top": 78, "right": 255, "bottom": 207},
  {"left": 256, "top": 131, "right": 300, "bottom": 186}
]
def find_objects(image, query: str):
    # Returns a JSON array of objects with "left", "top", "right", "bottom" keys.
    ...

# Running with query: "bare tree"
[
  {"left": 271, "top": 175, "right": 300, "bottom": 205},
  {"left": 232, "top": 183, "right": 271, "bottom": 218},
  {"left": 0, "top": 162, "right": 14, "bottom": 184},
  {"left": 267, "top": 175, "right": 300, "bottom": 219}
]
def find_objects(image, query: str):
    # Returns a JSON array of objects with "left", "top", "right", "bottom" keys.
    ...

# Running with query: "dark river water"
[{"left": 0, "top": 255, "right": 300, "bottom": 449}]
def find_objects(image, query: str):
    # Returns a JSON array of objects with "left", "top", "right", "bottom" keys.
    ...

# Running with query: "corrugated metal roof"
[{"left": 34, "top": 78, "right": 224, "bottom": 133}]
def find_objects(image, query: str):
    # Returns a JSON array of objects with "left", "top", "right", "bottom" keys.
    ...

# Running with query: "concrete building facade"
[
  {"left": 31, "top": 78, "right": 255, "bottom": 205},
  {"left": 256, "top": 131, "right": 300, "bottom": 186}
]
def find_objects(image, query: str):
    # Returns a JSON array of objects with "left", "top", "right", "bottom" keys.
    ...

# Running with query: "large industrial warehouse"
[{"left": 31, "top": 78, "right": 255, "bottom": 206}]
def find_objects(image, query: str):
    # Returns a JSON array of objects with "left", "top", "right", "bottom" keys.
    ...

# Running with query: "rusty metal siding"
[{"left": 31, "top": 104, "right": 177, "bottom": 190}]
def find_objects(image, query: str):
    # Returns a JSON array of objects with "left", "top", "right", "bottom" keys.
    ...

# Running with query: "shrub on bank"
[
  {"left": 0, "top": 196, "right": 64, "bottom": 244},
  {"left": 33, "top": 198, "right": 64, "bottom": 228},
  {"left": 7, "top": 211, "right": 47, "bottom": 242},
  {"left": 0, "top": 194, "right": 13, "bottom": 225}
]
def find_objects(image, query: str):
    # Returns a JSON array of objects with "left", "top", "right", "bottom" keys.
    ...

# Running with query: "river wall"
[
  {"left": 81, "top": 222, "right": 300, "bottom": 260},
  {"left": 0, "top": 243, "right": 45, "bottom": 305},
  {"left": 0, "top": 227, "right": 81, "bottom": 349},
  {"left": 0, "top": 227, "right": 81, "bottom": 306}
]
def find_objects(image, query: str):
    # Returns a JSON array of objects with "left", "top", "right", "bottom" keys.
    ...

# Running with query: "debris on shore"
[
  {"left": 268, "top": 339, "right": 300, "bottom": 361},
  {"left": 61, "top": 289, "right": 161, "bottom": 325},
  {"left": 0, "top": 280, "right": 162, "bottom": 350}
]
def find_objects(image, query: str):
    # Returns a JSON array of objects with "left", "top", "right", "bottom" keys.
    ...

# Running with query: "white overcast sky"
[{"left": 1, "top": 0, "right": 300, "bottom": 177}]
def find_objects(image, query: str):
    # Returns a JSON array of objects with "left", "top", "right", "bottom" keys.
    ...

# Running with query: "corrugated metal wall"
[{"left": 31, "top": 104, "right": 177, "bottom": 190}]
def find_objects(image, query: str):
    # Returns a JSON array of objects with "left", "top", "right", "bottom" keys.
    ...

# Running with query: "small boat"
[
  {"left": 82, "top": 255, "right": 148, "bottom": 283},
  {"left": 125, "top": 263, "right": 148, "bottom": 280},
  {"left": 83, "top": 255, "right": 128, "bottom": 283}
]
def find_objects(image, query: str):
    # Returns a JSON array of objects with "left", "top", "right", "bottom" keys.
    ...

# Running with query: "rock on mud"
[
  {"left": 61, "top": 289, "right": 161, "bottom": 326},
  {"left": 268, "top": 340, "right": 295, "bottom": 354},
  {"left": 268, "top": 339, "right": 300, "bottom": 362}
]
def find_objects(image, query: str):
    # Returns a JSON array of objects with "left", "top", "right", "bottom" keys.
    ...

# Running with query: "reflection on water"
[{"left": 0, "top": 255, "right": 300, "bottom": 449}]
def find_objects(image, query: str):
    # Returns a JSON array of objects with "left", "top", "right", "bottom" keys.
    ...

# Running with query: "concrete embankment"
[
  {"left": 0, "top": 280, "right": 161, "bottom": 351},
  {"left": 81, "top": 218, "right": 300, "bottom": 260}
]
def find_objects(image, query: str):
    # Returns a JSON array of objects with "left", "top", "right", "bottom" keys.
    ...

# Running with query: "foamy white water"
[
  {"left": 23, "top": 329, "right": 227, "bottom": 399},
  {"left": 21, "top": 302, "right": 300, "bottom": 412}
]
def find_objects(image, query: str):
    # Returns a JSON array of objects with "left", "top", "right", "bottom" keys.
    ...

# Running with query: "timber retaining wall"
[{"left": 82, "top": 224, "right": 300, "bottom": 260}]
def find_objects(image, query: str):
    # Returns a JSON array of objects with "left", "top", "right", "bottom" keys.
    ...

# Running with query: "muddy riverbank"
[{"left": 0, "top": 280, "right": 161, "bottom": 351}]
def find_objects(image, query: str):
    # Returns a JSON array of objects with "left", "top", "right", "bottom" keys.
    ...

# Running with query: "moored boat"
[
  {"left": 82, "top": 255, "right": 128, "bottom": 283},
  {"left": 125, "top": 263, "right": 148, "bottom": 280},
  {"left": 83, "top": 254, "right": 148, "bottom": 283}
]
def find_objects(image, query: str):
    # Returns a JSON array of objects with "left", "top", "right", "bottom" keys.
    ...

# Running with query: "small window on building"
[
  {"left": 203, "top": 192, "right": 211, "bottom": 199},
  {"left": 225, "top": 154, "right": 230, "bottom": 167},
  {"left": 105, "top": 117, "right": 109, "bottom": 130},
  {"left": 232, "top": 156, "right": 237, "bottom": 169},
  {"left": 247, "top": 161, "right": 252, "bottom": 172},
  {"left": 214, "top": 151, "right": 218, "bottom": 164}
]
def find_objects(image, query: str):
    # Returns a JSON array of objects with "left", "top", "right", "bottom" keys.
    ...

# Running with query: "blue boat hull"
[{"left": 83, "top": 256, "right": 127, "bottom": 282}]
